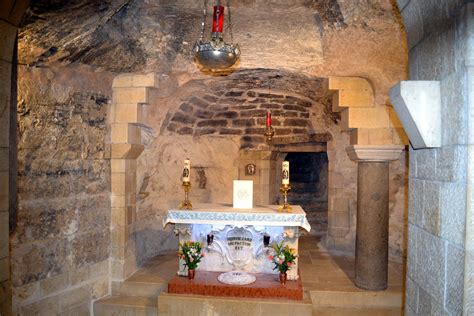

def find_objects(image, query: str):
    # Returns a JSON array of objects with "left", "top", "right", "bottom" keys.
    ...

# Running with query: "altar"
[{"left": 163, "top": 203, "right": 311, "bottom": 281}]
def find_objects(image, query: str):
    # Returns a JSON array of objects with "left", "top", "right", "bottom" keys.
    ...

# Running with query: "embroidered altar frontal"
[{"left": 163, "top": 204, "right": 311, "bottom": 280}]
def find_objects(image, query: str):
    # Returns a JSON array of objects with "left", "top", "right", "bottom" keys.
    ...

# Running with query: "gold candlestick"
[
  {"left": 179, "top": 181, "right": 193, "bottom": 210},
  {"left": 264, "top": 125, "right": 274, "bottom": 142},
  {"left": 278, "top": 183, "right": 292, "bottom": 212}
]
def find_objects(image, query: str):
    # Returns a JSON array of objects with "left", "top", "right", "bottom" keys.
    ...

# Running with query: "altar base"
[
  {"left": 164, "top": 203, "right": 311, "bottom": 281},
  {"left": 168, "top": 271, "right": 303, "bottom": 300}
]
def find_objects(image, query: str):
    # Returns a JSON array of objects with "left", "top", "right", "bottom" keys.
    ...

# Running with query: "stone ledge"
[
  {"left": 390, "top": 81, "right": 441, "bottom": 149},
  {"left": 346, "top": 145, "right": 405, "bottom": 162},
  {"left": 110, "top": 144, "right": 144, "bottom": 159}
]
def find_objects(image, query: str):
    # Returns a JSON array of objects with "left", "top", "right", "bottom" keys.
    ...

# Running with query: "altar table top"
[{"left": 163, "top": 203, "right": 311, "bottom": 232}]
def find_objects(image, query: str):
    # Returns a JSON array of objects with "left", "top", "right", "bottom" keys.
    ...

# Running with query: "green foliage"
[
  {"left": 268, "top": 241, "right": 298, "bottom": 273},
  {"left": 178, "top": 241, "right": 204, "bottom": 270}
]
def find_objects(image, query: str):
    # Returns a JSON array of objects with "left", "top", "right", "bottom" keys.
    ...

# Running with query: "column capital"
[{"left": 346, "top": 145, "right": 405, "bottom": 162}]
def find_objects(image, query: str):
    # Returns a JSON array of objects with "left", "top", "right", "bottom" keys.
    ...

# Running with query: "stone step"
[
  {"left": 111, "top": 274, "right": 167, "bottom": 297},
  {"left": 158, "top": 292, "right": 313, "bottom": 316},
  {"left": 310, "top": 289, "right": 402, "bottom": 309},
  {"left": 312, "top": 307, "right": 402, "bottom": 316},
  {"left": 94, "top": 295, "right": 157, "bottom": 316},
  {"left": 168, "top": 271, "right": 303, "bottom": 300}
]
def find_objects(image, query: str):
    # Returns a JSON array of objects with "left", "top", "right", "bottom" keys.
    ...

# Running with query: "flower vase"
[
  {"left": 188, "top": 269, "right": 196, "bottom": 280},
  {"left": 279, "top": 272, "right": 287, "bottom": 285}
]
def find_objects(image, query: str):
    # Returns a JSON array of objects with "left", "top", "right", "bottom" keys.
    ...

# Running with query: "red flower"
[
  {"left": 287, "top": 262, "right": 292, "bottom": 267},
  {"left": 268, "top": 255, "right": 274, "bottom": 261}
]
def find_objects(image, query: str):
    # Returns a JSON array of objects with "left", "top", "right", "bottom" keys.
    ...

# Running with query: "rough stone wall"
[
  {"left": 135, "top": 69, "right": 358, "bottom": 262},
  {"left": 10, "top": 0, "right": 410, "bottom": 311},
  {"left": 165, "top": 70, "right": 330, "bottom": 148},
  {"left": 398, "top": 0, "right": 469, "bottom": 314},
  {"left": 0, "top": 1, "right": 29, "bottom": 315},
  {"left": 10, "top": 65, "right": 113, "bottom": 314},
  {"left": 135, "top": 68, "right": 406, "bottom": 262},
  {"left": 18, "top": 0, "right": 406, "bottom": 101}
]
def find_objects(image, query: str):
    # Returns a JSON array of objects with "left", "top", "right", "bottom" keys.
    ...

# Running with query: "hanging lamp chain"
[
  {"left": 227, "top": 0, "right": 234, "bottom": 44},
  {"left": 199, "top": 0, "right": 208, "bottom": 42}
]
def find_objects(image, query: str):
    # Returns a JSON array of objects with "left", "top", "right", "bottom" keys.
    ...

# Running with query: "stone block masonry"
[
  {"left": 398, "top": 1, "right": 472, "bottom": 314},
  {"left": 164, "top": 70, "right": 332, "bottom": 149},
  {"left": 166, "top": 91, "right": 315, "bottom": 146},
  {"left": 150, "top": 69, "right": 405, "bottom": 263},
  {"left": 109, "top": 73, "right": 159, "bottom": 282}
]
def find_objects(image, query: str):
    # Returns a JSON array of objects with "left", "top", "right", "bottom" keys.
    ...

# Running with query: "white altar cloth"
[
  {"left": 163, "top": 203, "right": 311, "bottom": 280},
  {"left": 163, "top": 203, "right": 311, "bottom": 232}
]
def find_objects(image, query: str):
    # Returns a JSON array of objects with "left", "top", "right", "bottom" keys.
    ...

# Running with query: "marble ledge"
[{"left": 346, "top": 145, "right": 405, "bottom": 162}]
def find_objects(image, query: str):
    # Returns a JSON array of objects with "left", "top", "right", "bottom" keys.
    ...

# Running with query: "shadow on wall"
[{"left": 134, "top": 228, "right": 178, "bottom": 265}]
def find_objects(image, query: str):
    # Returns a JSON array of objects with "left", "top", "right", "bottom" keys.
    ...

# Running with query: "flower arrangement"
[
  {"left": 268, "top": 241, "right": 297, "bottom": 274},
  {"left": 178, "top": 241, "right": 204, "bottom": 270}
]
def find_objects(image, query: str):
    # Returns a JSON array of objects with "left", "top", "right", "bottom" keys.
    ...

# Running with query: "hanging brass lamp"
[{"left": 193, "top": 0, "right": 240, "bottom": 70}]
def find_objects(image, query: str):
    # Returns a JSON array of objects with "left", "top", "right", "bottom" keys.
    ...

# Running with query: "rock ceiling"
[{"left": 19, "top": 0, "right": 402, "bottom": 76}]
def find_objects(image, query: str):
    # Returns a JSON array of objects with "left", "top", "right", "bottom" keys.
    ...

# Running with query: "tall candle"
[
  {"left": 282, "top": 161, "right": 290, "bottom": 185},
  {"left": 182, "top": 159, "right": 191, "bottom": 182},
  {"left": 266, "top": 111, "right": 272, "bottom": 127}
]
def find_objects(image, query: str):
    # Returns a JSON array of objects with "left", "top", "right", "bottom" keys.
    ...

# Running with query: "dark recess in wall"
[{"left": 10, "top": 35, "right": 18, "bottom": 234}]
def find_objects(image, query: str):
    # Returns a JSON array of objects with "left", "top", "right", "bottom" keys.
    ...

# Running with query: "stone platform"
[
  {"left": 168, "top": 271, "right": 303, "bottom": 300},
  {"left": 94, "top": 235, "right": 404, "bottom": 315}
]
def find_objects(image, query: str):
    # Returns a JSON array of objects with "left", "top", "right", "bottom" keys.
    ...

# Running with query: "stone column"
[
  {"left": 347, "top": 145, "right": 404, "bottom": 290},
  {"left": 356, "top": 161, "right": 389, "bottom": 290}
]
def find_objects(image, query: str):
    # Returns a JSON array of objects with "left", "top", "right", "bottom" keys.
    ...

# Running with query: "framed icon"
[{"left": 245, "top": 163, "right": 256, "bottom": 175}]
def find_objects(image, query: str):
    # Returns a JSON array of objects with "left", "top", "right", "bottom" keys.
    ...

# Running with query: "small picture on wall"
[{"left": 245, "top": 164, "right": 256, "bottom": 176}]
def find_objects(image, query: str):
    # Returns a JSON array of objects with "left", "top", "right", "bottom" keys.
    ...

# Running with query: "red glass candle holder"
[
  {"left": 266, "top": 111, "right": 272, "bottom": 127},
  {"left": 212, "top": 5, "right": 225, "bottom": 34}
]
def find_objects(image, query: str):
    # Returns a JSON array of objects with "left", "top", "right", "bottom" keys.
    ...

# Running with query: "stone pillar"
[
  {"left": 346, "top": 145, "right": 404, "bottom": 290},
  {"left": 355, "top": 161, "right": 389, "bottom": 290},
  {"left": 109, "top": 73, "right": 158, "bottom": 280}
]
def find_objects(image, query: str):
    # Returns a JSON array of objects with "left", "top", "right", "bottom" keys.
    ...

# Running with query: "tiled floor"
[{"left": 298, "top": 235, "right": 404, "bottom": 293}]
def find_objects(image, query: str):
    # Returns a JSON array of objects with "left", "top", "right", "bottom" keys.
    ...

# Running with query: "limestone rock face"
[
  {"left": 12, "top": 65, "right": 111, "bottom": 298},
  {"left": 13, "top": 0, "right": 408, "bottom": 312},
  {"left": 19, "top": 0, "right": 406, "bottom": 102}
]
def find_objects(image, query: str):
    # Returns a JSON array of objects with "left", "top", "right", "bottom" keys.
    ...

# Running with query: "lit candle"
[
  {"left": 266, "top": 111, "right": 272, "bottom": 127},
  {"left": 182, "top": 159, "right": 191, "bottom": 182},
  {"left": 282, "top": 161, "right": 290, "bottom": 185}
]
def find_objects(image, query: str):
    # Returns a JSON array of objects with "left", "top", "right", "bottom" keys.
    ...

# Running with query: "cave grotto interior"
[{"left": 0, "top": 0, "right": 473, "bottom": 315}]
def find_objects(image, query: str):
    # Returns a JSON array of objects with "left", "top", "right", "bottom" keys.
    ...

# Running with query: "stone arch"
[
  {"left": 132, "top": 68, "right": 359, "bottom": 261},
  {"left": 328, "top": 76, "right": 407, "bottom": 147},
  {"left": 3, "top": 0, "right": 471, "bottom": 314}
]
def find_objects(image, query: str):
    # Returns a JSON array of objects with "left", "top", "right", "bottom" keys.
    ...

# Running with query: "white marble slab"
[{"left": 163, "top": 203, "right": 311, "bottom": 232}]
